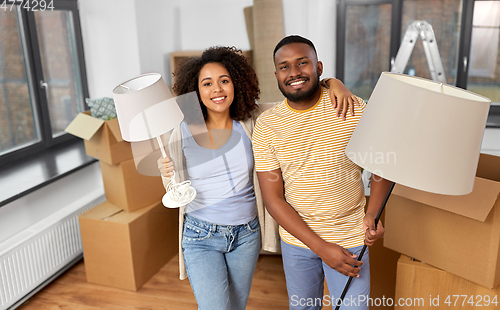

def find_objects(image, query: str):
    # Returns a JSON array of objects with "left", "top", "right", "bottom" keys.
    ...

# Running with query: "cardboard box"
[
  {"left": 395, "top": 255, "right": 499, "bottom": 309},
  {"left": 100, "top": 158, "right": 166, "bottom": 212},
  {"left": 65, "top": 111, "right": 133, "bottom": 165},
  {"left": 368, "top": 227, "right": 400, "bottom": 309},
  {"left": 79, "top": 200, "right": 178, "bottom": 291},
  {"left": 384, "top": 153, "right": 500, "bottom": 289}
]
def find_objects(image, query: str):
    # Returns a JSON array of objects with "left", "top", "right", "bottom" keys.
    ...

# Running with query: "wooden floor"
[{"left": 17, "top": 254, "right": 298, "bottom": 310}]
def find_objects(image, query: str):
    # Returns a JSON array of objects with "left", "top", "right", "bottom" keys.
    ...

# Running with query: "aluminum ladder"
[{"left": 391, "top": 20, "right": 447, "bottom": 83}]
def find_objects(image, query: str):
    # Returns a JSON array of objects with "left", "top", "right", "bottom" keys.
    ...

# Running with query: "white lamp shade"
[
  {"left": 112, "top": 73, "right": 184, "bottom": 142},
  {"left": 345, "top": 72, "right": 491, "bottom": 195},
  {"left": 127, "top": 98, "right": 184, "bottom": 141}
]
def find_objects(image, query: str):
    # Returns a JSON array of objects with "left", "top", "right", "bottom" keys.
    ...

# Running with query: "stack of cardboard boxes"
[
  {"left": 383, "top": 153, "right": 500, "bottom": 308},
  {"left": 66, "top": 111, "right": 178, "bottom": 291}
]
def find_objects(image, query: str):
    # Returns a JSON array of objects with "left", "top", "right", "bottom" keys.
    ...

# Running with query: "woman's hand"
[
  {"left": 324, "top": 78, "right": 360, "bottom": 120},
  {"left": 157, "top": 156, "right": 174, "bottom": 177}
]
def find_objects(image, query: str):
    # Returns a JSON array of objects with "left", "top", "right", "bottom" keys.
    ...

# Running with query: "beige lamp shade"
[
  {"left": 112, "top": 73, "right": 184, "bottom": 142},
  {"left": 345, "top": 72, "right": 491, "bottom": 195}
]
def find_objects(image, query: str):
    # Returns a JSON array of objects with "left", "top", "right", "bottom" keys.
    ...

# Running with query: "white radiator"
[{"left": 0, "top": 189, "right": 105, "bottom": 310}]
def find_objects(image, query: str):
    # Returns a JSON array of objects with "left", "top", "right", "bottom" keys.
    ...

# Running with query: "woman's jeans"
[{"left": 182, "top": 213, "right": 262, "bottom": 310}]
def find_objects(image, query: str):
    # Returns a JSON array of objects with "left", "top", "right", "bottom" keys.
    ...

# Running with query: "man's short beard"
[{"left": 278, "top": 73, "right": 321, "bottom": 103}]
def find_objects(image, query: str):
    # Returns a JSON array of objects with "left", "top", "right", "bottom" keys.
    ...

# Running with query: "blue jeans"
[
  {"left": 281, "top": 240, "right": 370, "bottom": 310},
  {"left": 182, "top": 213, "right": 261, "bottom": 310}
]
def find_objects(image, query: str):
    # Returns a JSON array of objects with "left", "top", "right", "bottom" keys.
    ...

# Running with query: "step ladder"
[{"left": 391, "top": 20, "right": 447, "bottom": 83}]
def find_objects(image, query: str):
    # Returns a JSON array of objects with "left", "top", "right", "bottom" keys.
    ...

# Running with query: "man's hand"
[
  {"left": 317, "top": 242, "right": 363, "bottom": 277},
  {"left": 325, "top": 78, "right": 360, "bottom": 120},
  {"left": 363, "top": 213, "right": 385, "bottom": 246}
]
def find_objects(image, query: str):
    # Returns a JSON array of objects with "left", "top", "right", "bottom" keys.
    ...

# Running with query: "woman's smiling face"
[{"left": 198, "top": 62, "right": 235, "bottom": 118}]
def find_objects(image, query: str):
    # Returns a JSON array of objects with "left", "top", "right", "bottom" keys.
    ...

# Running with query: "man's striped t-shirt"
[{"left": 252, "top": 87, "right": 367, "bottom": 250}]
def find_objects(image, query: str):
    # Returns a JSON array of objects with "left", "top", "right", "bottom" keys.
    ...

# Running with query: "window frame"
[
  {"left": 0, "top": 0, "right": 89, "bottom": 169},
  {"left": 336, "top": 0, "right": 403, "bottom": 83}
]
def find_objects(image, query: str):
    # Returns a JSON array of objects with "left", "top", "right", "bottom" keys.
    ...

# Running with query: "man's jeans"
[
  {"left": 281, "top": 240, "right": 370, "bottom": 310},
  {"left": 182, "top": 213, "right": 261, "bottom": 310}
]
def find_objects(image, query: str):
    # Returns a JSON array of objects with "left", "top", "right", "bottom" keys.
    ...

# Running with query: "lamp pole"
[{"left": 335, "top": 182, "right": 395, "bottom": 310}]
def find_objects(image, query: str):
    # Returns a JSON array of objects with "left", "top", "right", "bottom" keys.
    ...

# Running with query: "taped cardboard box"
[
  {"left": 100, "top": 158, "right": 165, "bottom": 212},
  {"left": 79, "top": 200, "right": 178, "bottom": 291},
  {"left": 368, "top": 224, "right": 400, "bottom": 309},
  {"left": 362, "top": 197, "right": 400, "bottom": 310},
  {"left": 395, "top": 255, "right": 499, "bottom": 309},
  {"left": 384, "top": 153, "right": 500, "bottom": 289},
  {"left": 65, "top": 111, "right": 133, "bottom": 165}
]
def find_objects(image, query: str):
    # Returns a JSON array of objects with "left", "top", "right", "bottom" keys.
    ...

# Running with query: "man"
[{"left": 252, "top": 35, "right": 392, "bottom": 310}]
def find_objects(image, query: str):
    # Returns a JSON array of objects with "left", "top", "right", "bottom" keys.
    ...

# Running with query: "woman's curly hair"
[{"left": 172, "top": 46, "right": 260, "bottom": 123}]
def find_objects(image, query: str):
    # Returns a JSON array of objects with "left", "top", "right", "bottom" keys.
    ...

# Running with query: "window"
[
  {"left": 337, "top": 0, "right": 500, "bottom": 127},
  {"left": 466, "top": 0, "right": 500, "bottom": 127},
  {"left": 400, "top": 0, "right": 463, "bottom": 84},
  {"left": 0, "top": 0, "right": 88, "bottom": 168},
  {"left": 336, "top": 0, "right": 402, "bottom": 100}
]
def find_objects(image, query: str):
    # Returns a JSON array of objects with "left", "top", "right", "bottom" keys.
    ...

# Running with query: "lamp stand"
[
  {"left": 335, "top": 181, "right": 396, "bottom": 310},
  {"left": 156, "top": 136, "right": 197, "bottom": 208},
  {"left": 156, "top": 136, "right": 168, "bottom": 159}
]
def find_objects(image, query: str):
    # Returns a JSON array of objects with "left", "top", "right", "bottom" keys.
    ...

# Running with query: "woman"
[{"left": 158, "top": 46, "right": 357, "bottom": 310}]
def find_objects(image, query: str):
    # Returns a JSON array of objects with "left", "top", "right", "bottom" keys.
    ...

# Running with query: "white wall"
[
  {"left": 134, "top": 0, "right": 180, "bottom": 86},
  {"left": 78, "top": 0, "right": 337, "bottom": 93},
  {"left": 178, "top": 0, "right": 252, "bottom": 51},
  {"left": 482, "top": 128, "right": 500, "bottom": 156},
  {"left": 79, "top": 0, "right": 141, "bottom": 98},
  {"left": 131, "top": 0, "right": 253, "bottom": 86},
  {"left": 134, "top": 0, "right": 253, "bottom": 86}
]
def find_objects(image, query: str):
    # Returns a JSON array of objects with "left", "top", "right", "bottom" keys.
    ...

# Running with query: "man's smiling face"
[{"left": 274, "top": 42, "right": 323, "bottom": 104}]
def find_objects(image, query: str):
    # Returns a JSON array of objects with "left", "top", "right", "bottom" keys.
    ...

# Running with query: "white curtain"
[{"left": 283, "top": 0, "right": 337, "bottom": 79}]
